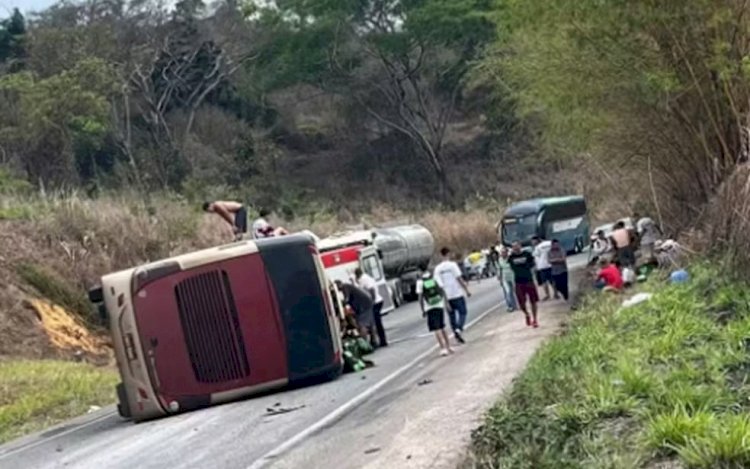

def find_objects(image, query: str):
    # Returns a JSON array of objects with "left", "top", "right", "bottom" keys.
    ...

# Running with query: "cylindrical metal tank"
[{"left": 373, "top": 224, "right": 434, "bottom": 277}]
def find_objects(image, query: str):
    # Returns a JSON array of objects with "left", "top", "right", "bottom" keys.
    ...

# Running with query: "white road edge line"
[
  {"left": 246, "top": 302, "right": 502, "bottom": 469},
  {"left": 0, "top": 410, "right": 116, "bottom": 460}
]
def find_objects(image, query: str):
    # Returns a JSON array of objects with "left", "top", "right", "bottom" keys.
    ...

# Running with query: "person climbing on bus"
[
  {"left": 202, "top": 200, "right": 248, "bottom": 240},
  {"left": 416, "top": 271, "right": 454, "bottom": 356}
]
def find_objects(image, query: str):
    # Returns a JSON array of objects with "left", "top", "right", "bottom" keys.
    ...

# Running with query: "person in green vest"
[{"left": 416, "top": 271, "right": 455, "bottom": 356}]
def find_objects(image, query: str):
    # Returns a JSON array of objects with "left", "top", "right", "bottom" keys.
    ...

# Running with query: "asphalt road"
[{"left": 0, "top": 253, "right": 589, "bottom": 469}]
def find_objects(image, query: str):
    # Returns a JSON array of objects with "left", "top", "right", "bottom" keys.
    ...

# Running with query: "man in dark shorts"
[
  {"left": 416, "top": 271, "right": 454, "bottom": 356},
  {"left": 336, "top": 281, "right": 375, "bottom": 343},
  {"left": 508, "top": 241, "right": 540, "bottom": 328},
  {"left": 202, "top": 200, "right": 248, "bottom": 240}
]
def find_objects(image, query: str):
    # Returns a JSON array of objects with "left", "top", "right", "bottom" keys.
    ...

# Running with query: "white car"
[{"left": 592, "top": 217, "right": 635, "bottom": 239}]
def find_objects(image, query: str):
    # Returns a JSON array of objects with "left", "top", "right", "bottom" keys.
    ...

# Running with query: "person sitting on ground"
[
  {"left": 203, "top": 200, "right": 247, "bottom": 240},
  {"left": 596, "top": 258, "right": 623, "bottom": 292},
  {"left": 416, "top": 271, "right": 454, "bottom": 357},
  {"left": 251, "top": 208, "right": 289, "bottom": 239}
]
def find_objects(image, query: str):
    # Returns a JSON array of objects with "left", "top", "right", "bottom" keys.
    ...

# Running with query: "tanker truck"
[{"left": 372, "top": 224, "right": 434, "bottom": 305}]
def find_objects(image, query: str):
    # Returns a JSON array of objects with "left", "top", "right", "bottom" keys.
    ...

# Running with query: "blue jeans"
[
  {"left": 447, "top": 297, "right": 468, "bottom": 332},
  {"left": 501, "top": 279, "right": 517, "bottom": 310}
]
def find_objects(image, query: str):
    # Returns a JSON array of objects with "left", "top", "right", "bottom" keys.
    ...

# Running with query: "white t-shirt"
[
  {"left": 357, "top": 273, "right": 383, "bottom": 304},
  {"left": 433, "top": 260, "right": 465, "bottom": 300},
  {"left": 416, "top": 279, "right": 445, "bottom": 310},
  {"left": 532, "top": 240, "right": 552, "bottom": 270},
  {"left": 637, "top": 217, "right": 659, "bottom": 245},
  {"left": 252, "top": 218, "right": 274, "bottom": 239}
]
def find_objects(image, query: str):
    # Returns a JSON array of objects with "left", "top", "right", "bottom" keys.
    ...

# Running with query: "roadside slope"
[{"left": 470, "top": 264, "right": 750, "bottom": 468}]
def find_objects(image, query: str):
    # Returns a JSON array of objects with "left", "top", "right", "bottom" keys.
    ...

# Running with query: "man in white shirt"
[
  {"left": 434, "top": 247, "right": 471, "bottom": 343},
  {"left": 252, "top": 208, "right": 288, "bottom": 240},
  {"left": 355, "top": 268, "right": 387, "bottom": 348},
  {"left": 636, "top": 215, "right": 662, "bottom": 261},
  {"left": 531, "top": 236, "right": 556, "bottom": 301}
]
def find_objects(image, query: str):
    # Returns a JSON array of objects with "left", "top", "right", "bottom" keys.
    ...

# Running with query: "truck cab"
[{"left": 318, "top": 231, "right": 395, "bottom": 314}]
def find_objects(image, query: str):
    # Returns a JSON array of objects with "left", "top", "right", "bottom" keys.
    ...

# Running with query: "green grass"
[
  {"left": 470, "top": 264, "right": 750, "bottom": 468},
  {"left": 0, "top": 360, "right": 118, "bottom": 444}
]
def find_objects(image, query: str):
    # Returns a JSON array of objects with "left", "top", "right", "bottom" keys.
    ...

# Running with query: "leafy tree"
[
  {"left": 0, "top": 8, "right": 27, "bottom": 70},
  {"left": 0, "top": 59, "right": 118, "bottom": 185},
  {"left": 251, "top": 0, "right": 496, "bottom": 202},
  {"left": 482, "top": 0, "right": 750, "bottom": 226}
]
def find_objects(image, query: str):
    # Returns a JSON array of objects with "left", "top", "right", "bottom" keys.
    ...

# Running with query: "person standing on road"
[
  {"left": 531, "top": 236, "right": 557, "bottom": 300},
  {"left": 548, "top": 239, "right": 569, "bottom": 301},
  {"left": 355, "top": 267, "right": 387, "bottom": 348},
  {"left": 508, "top": 241, "right": 540, "bottom": 328},
  {"left": 609, "top": 221, "right": 635, "bottom": 267},
  {"left": 498, "top": 247, "right": 517, "bottom": 312},
  {"left": 434, "top": 247, "right": 471, "bottom": 344},
  {"left": 336, "top": 281, "right": 375, "bottom": 344},
  {"left": 203, "top": 200, "right": 248, "bottom": 240},
  {"left": 488, "top": 246, "right": 500, "bottom": 277},
  {"left": 416, "top": 271, "right": 454, "bottom": 356}
]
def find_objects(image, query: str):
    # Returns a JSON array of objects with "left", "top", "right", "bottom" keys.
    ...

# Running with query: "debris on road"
[
  {"left": 265, "top": 405, "right": 306, "bottom": 417},
  {"left": 417, "top": 379, "right": 433, "bottom": 386},
  {"left": 364, "top": 447, "right": 381, "bottom": 454}
]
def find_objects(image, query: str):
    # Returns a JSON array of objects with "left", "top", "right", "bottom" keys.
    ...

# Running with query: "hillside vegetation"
[
  {"left": 0, "top": 0, "right": 550, "bottom": 209},
  {"left": 470, "top": 265, "right": 750, "bottom": 468}
]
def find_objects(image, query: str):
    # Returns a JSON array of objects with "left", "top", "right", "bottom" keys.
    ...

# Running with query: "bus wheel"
[{"left": 116, "top": 383, "right": 131, "bottom": 419}]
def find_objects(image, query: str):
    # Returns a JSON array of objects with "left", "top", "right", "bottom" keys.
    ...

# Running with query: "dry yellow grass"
[{"left": 0, "top": 192, "right": 501, "bottom": 359}]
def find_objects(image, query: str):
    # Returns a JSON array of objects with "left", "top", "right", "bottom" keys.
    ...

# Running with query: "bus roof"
[{"left": 503, "top": 195, "right": 586, "bottom": 217}]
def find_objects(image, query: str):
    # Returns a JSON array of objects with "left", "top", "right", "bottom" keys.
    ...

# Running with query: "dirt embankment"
[{"left": 0, "top": 196, "right": 504, "bottom": 362}]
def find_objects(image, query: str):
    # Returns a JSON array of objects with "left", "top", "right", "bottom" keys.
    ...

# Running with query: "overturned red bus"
[{"left": 88, "top": 233, "right": 343, "bottom": 421}]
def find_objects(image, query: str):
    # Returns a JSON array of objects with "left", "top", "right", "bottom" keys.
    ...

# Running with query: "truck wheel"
[{"left": 116, "top": 383, "right": 131, "bottom": 419}]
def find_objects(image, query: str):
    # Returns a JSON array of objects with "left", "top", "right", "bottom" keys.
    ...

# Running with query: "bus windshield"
[{"left": 502, "top": 214, "right": 538, "bottom": 245}]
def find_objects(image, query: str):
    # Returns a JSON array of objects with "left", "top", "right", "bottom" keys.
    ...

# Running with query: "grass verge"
[
  {"left": 469, "top": 264, "right": 750, "bottom": 468},
  {"left": 0, "top": 360, "right": 118, "bottom": 444}
]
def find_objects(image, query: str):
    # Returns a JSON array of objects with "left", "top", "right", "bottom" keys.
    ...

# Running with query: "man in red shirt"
[{"left": 596, "top": 258, "right": 623, "bottom": 291}]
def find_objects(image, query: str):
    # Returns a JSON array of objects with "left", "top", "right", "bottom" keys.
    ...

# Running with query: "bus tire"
[{"left": 116, "top": 383, "right": 131, "bottom": 419}]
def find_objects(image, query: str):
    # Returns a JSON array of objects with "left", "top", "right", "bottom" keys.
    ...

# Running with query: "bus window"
[
  {"left": 542, "top": 200, "right": 587, "bottom": 223},
  {"left": 502, "top": 214, "right": 539, "bottom": 244}
]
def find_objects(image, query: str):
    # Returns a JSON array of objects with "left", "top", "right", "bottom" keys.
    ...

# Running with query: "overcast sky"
[{"left": 1, "top": 0, "right": 56, "bottom": 15}]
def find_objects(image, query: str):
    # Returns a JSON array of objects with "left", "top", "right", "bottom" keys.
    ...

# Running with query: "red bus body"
[{"left": 92, "top": 234, "right": 342, "bottom": 421}]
